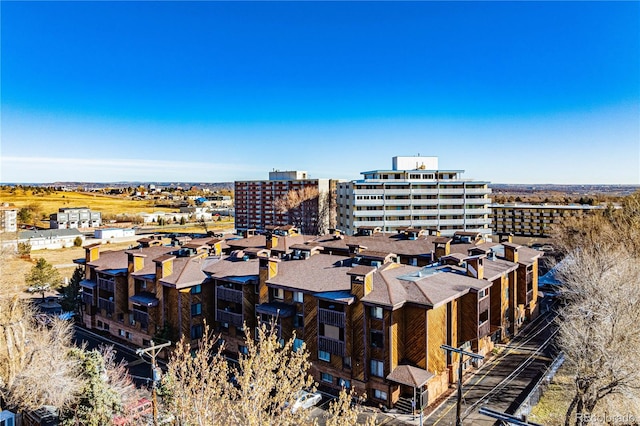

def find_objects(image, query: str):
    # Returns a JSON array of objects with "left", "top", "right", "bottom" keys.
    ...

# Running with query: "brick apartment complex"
[
  {"left": 77, "top": 227, "right": 541, "bottom": 411},
  {"left": 337, "top": 156, "right": 492, "bottom": 237},
  {"left": 50, "top": 207, "right": 102, "bottom": 229},
  {"left": 235, "top": 171, "right": 335, "bottom": 235},
  {"left": 491, "top": 203, "right": 605, "bottom": 237}
]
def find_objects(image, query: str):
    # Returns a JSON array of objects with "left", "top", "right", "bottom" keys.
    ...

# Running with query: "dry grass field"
[{"left": 0, "top": 188, "right": 175, "bottom": 217}]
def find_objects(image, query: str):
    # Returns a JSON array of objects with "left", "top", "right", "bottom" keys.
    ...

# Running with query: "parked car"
[{"left": 290, "top": 390, "right": 322, "bottom": 413}]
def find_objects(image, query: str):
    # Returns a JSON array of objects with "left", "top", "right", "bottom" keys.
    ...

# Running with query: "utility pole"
[
  {"left": 136, "top": 340, "right": 171, "bottom": 426},
  {"left": 441, "top": 344, "right": 484, "bottom": 426}
]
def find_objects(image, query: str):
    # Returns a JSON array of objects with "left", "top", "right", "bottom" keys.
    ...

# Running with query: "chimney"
[
  {"left": 433, "top": 238, "right": 452, "bottom": 261},
  {"left": 348, "top": 268, "right": 374, "bottom": 299},
  {"left": 154, "top": 255, "right": 175, "bottom": 279},
  {"left": 84, "top": 243, "right": 101, "bottom": 279},
  {"left": 466, "top": 255, "right": 485, "bottom": 280},
  {"left": 266, "top": 234, "right": 278, "bottom": 250},
  {"left": 503, "top": 243, "right": 521, "bottom": 263},
  {"left": 499, "top": 233, "right": 513, "bottom": 243},
  {"left": 128, "top": 252, "right": 146, "bottom": 273},
  {"left": 258, "top": 256, "right": 280, "bottom": 304}
]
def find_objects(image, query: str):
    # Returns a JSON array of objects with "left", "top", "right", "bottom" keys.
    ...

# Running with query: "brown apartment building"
[{"left": 77, "top": 227, "right": 541, "bottom": 411}]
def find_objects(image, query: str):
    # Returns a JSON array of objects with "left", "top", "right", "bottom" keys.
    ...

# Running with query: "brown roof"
[
  {"left": 483, "top": 258, "right": 518, "bottom": 281},
  {"left": 347, "top": 265, "right": 376, "bottom": 276},
  {"left": 387, "top": 365, "right": 435, "bottom": 388},
  {"left": 434, "top": 237, "right": 453, "bottom": 244},
  {"left": 201, "top": 255, "right": 260, "bottom": 283},
  {"left": 153, "top": 254, "right": 176, "bottom": 263},
  {"left": 87, "top": 250, "right": 128, "bottom": 272},
  {"left": 266, "top": 254, "right": 354, "bottom": 293},
  {"left": 159, "top": 255, "right": 209, "bottom": 289}
]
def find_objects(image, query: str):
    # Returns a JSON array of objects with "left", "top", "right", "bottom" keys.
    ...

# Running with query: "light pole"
[
  {"left": 136, "top": 340, "right": 171, "bottom": 426},
  {"left": 440, "top": 344, "right": 484, "bottom": 426}
]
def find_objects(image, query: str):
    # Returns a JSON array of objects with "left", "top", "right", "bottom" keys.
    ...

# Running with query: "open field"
[{"left": 0, "top": 188, "right": 176, "bottom": 216}]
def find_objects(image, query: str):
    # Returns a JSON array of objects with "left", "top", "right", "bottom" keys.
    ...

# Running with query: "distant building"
[
  {"left": 50, "top": 207, "right": 101, "bottom": 229},
  {"left": 337, "top": 156, "right": 492, "bottom": 236},
  {"left": 94, "top": 228, "right": 136, "bottom": 240},
  {"left": 0, "top": 203, "right": 18, "bottom": 233},
  {"left": 19, "top": 228, "right": 85, "bottom": 250},
  {"left": 235, "top": 171, "right": 336, "bottom": 234},
  {"left": 491, "top": 203, "right": 606, "bottom": 237}
]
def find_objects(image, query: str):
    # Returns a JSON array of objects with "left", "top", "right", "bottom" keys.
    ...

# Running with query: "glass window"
[
  {"left": 273, "top": 288, "right": 284, "bottom": 300},
  {"left": 190, "top": 324, "right": 203, "bottom": 339},
  {"left": 370, "top": 331, "right": 384, "bottom": 349},
  {"left": 294, "top": 313, "right": 304, "bottom": 328},
  {"left": 191, "top": 303, "right": 202, "bottom": 316},
  {"left": 293, "top": 338, "right": 304, "bottom": 352},
  {"left": 370, "top": 359, "right": 384, "bottom": 377},
  {"left": 192, "top": 284, "right": 202, "bottom": 294},
  {"left": 374, "top": 389, "right": 387, "bottom": 400},
  {"left": 293, "top": 291, "right": 303, "bottom": 303},
  {"left": 321, "top": 372, "right": 333, "bottom": 383},
  {"left": 318, "top": 350, "right": 330, "bottom": 362},
  {"left": 370, "top": 306, "right": 383, "bottom": 319}
]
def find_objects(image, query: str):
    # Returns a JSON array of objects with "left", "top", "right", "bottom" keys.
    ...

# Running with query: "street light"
[
  {"left": 136, "top": 340, "right": 171, "bottom": 426},
  {"left": 441, "top": 344, "right": 484, "bottom": 426}
]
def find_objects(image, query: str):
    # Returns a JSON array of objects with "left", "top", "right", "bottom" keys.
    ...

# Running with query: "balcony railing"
[
  {"left": 97, "top": 277, "right": 115, "bottom": 292},
  {"left": 318, "top": 308, "right": 345, "bottom": 328},
  {"left": 216, "top": 309, "right": 243, "bottom": 328},
  {"left": 318, "top": 336, "right": 346, "bottom": 356},
  {"left": 98, "top": 297, "right": 114, "bottom": 314},
  {"left": 82, "top": 292, "right": 94, "bottom": 305},
  {"left": 132, "top": 310, "right": 149, "bottom": 330},
  {"left": 217, "top": 287, "right": 243, "bottom": 304}
]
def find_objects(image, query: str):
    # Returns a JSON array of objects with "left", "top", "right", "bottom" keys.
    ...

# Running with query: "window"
[
  {"left": 191, "top": 324, "right": 203, "bottom": 340},
  {"left": 321, "top": 372, "right": 333, "bottom": 383},
  {"left": 119, "top": 329, "right": 125, "bottom": 337},
  {"left": 370, "top": 359, "right": 384, "bottom": 377},
  {"left": 370, "top": 306, "right": 383, "bottom": 319},
  {"left": 343, "top": 356, "right": 352, "bottom": 369},
  {"left": 293, "top": 291, "right": 303, "bottom": 303},
  {"left": 478, "top": 288, "right": 488, "bottom": 299},
  {"left": 239, "top": 345, "right": 248, "bottom": 355},
  {"left": 479, "top": 310, "right": 489, "bottom": 325},
  {"left": 293, "top": 338, "right": 304, "bottom": 352},
  {"left": 338, "top": 378, "right": 351, "bottom": 389},
  {"left": 294, "top": 313, "right": 304, "bottom": 328},
  {"left": 191, "top": 303, "right": 202, "bottom": 316},
  {"left": 370, "top": 331, "right": 384, "bottom": 349},
  {"left": 374, "top": 389, "right": 388, "bottom": 400},
  {"left": 192, "top": 284, "right": 202, "bottom": 294},
  {"left": 103, "top": 323, "right": 109, "bottom": 331},
  {"left": 273, "top": 288, "right": 284, "bottom": 300},
  {"left": 318, "top": 350, "right": 330, "bottom": 362}
]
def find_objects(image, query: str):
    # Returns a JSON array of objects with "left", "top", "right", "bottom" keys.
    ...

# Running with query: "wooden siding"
[
  {"left": 350, "top": 301, "right": 366, "bottom": 381},
  {"left": 403, "top": 305, "right": 427, "bottom": 369},
  {"left": 389, "top": 308, "right": 404, "bottom": 371},
  {"left": 458, "top": 292, "right": 479, "bottom": 350},
  {"left": 427, "top": 304, "right": 447, "bottom": 374},
  {"left": 303, "top": 293, "right": 318, "bottom": 357}
]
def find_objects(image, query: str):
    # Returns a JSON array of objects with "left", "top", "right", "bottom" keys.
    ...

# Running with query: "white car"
[{"left": 291, "top": 390, "right": 322, "bottom": 413}]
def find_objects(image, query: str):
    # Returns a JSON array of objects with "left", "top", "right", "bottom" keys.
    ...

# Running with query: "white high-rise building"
[{"left": 336, "top": 156, "right": 492, "bottom": 236}]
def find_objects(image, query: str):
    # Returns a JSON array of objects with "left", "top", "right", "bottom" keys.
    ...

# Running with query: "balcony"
[
  {"left": 217, "top": 287, "right": 243, "bottom": 304},
  {"left": 216, "top": 309, "right": 243, "bottom": 328},
  {"left": 318, "top": 336, "right": 346, "bottom": 356},
  {"left": 318, "top": 308, "right": 345, "bottom": 328},
  {"left": 526, "top": 290, "right": 534, "bottom": 304},
  {"left": 82, "top": 292, "right": 94, "bottom": 305},
  {"left": 98, "top": 297, "right": 114, "bottom": 314},
  {"left": 132, "top": 309, "right": 149, "bottom": 330},
  {"left": 97, "top": 277, "right": 115, "bottom": 292}
]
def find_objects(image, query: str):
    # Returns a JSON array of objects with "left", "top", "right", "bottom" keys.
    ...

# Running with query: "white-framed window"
[
  {"left": 370, "top": 306, "right": 383, "bottom": 319},
  {"left": 273, "top": 288, "right": 284, "bottom": 300},
  {"left": 293, "top": 291, "right": 303, "bottom": 303},
  {"left": 374, "top": 389, "right": 388, "bottom": 400},
  {"left": 318, "top": 350, "right": 330, "bottom": 362},
  {"left": 478, "top": 288, "right": 488, "bottom": 299},
  {"left": 370, "top": 359, "right": 384, "bottom": 377},
  {"left": 321, "top": 372, "right": 333, "bottom": 383}
]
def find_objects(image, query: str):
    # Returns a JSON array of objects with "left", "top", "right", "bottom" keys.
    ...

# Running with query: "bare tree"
[
  {"left": 554, "top": 191, "right": 640, "bottom": 426},
  {"left": 0, "top": 296, "right": 82, "bottom": 411},
  {"left": 162, "top": 322, "right": 318, "bottom": 426},
  {"left": 324, "top": 387, "right": 375, "bottom": 426},
  {"left": 275, "top": 187, "right": 321, "bottom": 234}
]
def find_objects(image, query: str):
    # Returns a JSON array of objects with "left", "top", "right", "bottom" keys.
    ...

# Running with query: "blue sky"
[{"left": 1, "top": 1, "right": 639, "bottom": 184}]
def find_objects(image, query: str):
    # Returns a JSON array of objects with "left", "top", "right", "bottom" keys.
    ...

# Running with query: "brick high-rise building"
[{"left": 235, "top": 171, "right": 336, "bottom": 235}]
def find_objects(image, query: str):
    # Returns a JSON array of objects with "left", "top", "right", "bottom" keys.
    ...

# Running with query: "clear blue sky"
[{"left": 1, "top": 1, "right": 639, "bottom": 184}]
